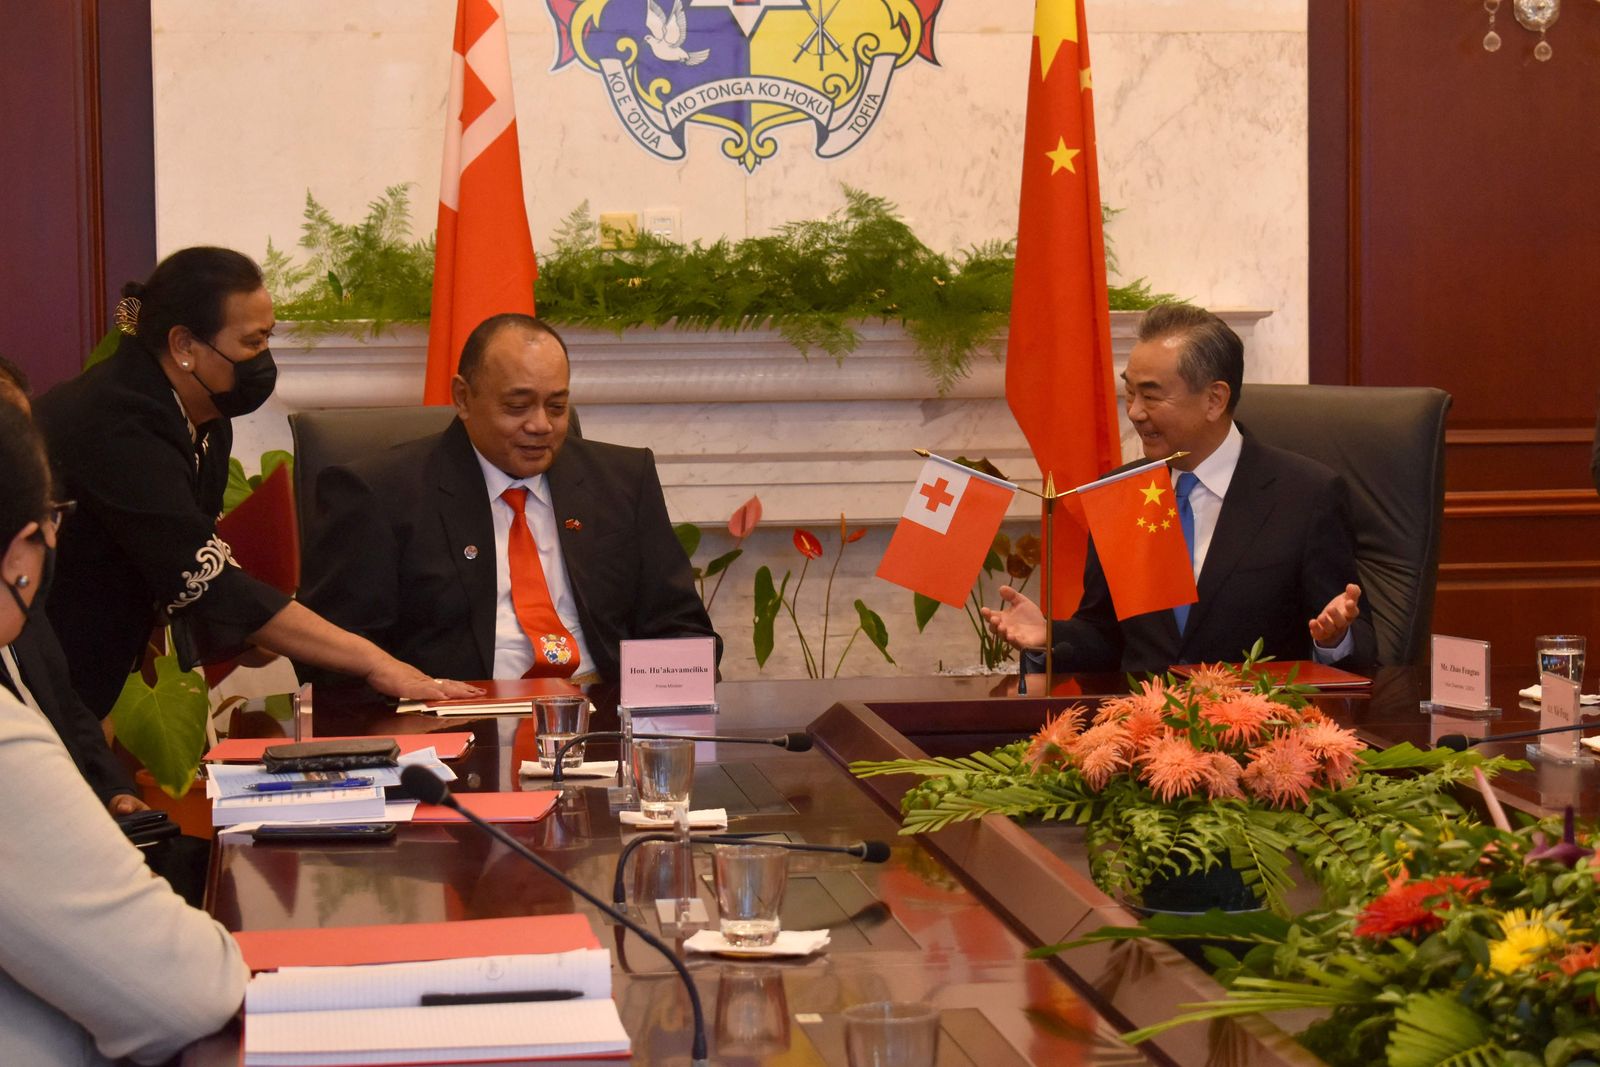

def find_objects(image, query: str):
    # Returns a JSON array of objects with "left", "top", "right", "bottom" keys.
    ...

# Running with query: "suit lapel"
[
  {"left": 1183, "top": 435, "right": 1277, "bottom": 643},
  {"left": 433, "top": 421, "right": 497, "bottom": 675}
]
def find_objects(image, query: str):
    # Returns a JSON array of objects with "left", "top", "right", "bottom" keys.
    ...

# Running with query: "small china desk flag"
[
  {"left": 877, "top": 455, "right": 1016, "bottom": 607},
  {"left": 1068, "top": 460, "right": 1198, "bottom": 620}
]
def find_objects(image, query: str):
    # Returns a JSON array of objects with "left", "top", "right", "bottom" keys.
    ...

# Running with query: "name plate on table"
[
  {"left": 620, "top": 637, "right": 717, "bottom": 710},
  {"left": 1539, "top": 671, "right": 1584, "bottom": 762},
  {"left": 1426, "top": 634, "right": 1496, "bottom": 715}
]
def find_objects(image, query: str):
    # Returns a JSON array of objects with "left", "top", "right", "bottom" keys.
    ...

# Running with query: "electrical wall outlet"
[
  {"left": 598, "top": 211, "right": 639, "bottom": 249},
  {"left": 643, "top": 207, "right": 681, "bottom": 243}
]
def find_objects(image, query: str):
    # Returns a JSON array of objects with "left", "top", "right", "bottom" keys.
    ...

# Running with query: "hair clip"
[{"left": 113, "top": 296, "right": 141, "bottom": 336}]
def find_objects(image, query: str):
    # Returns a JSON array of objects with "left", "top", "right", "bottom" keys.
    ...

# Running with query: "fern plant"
[{"left": 852, "top": 648, "right": 1514, "bottom": 915}]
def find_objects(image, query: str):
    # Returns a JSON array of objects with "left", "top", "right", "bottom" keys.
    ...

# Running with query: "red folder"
[
  {"left": 204, "top": 733, "right": 475, "bottom": 763},
  {"left": 413, "top": 791, "right": 559, "bottom": 823},
  {"left": 235, "top": 913, "right": 599, "bottom": 972},
  {"left": 423, "top": 677, "right": 583, "bottom": 709}
]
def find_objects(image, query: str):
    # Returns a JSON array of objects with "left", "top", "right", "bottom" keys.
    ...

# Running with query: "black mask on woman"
[{"left": 193, "top": 339, "right": 277, "bottom": 418}]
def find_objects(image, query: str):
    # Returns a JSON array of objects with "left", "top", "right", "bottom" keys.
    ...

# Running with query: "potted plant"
[
  {"left": 852, "top": 647, "right": 1516, "bottom": 915},
  {"left": 1053, "top": 811, "right": 1600, "bottom": 1066}
]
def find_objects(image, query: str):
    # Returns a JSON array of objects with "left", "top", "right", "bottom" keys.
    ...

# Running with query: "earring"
[{"left": 14, "top": 575, "right": 28, "bottom": 589}]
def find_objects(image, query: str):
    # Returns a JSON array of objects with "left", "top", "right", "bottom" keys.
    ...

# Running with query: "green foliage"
[
  {"left": 223, "top": 450, "right": 294, "bottom": 517},
  {"left": 265, "top": 185, "right": 435, "bottom": 336},
  {"left": 84, "top": 328, "right": 121, "bottom": 369},
  {"left": 108, "top": 639, "right": 209, "bottom": 797},
  {"left": 751, "top": 565, "right": 786, "bottom": 668},
  {"left": 266, "top": 186, "right": 1175, "bottom": 393}
]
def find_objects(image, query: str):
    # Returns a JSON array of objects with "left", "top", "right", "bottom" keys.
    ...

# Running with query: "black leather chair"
[
  {"left": 288, "top": 405, "right": 581, "bottom": 550},
  {"left": 1234, "top": 384, "right": 1451, "bottom": 667}
]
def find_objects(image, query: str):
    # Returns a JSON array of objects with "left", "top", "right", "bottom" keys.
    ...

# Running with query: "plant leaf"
[
  {"left": 221, "top": 458, "right": 254, "bottom": 517},
  {"left": 673, "top": 522, "right": 701, "bottom": 559},
  {"left": 854, "top": 600, "right": 894, "bottom": 664},
  {"left": 752, "top": 566, "right": 780, "bottom": 667},
  {"left": 704, "top": 548, "right": 742, "bottom": 577},
  {"left": 913, "top": 592, "right": 941, "bottom": 632},
  {"left": 259, "top": 450, "right": 294, "bottom": 480},
  {"left": 727, "top": 495, "right": 762, "bottom": 538},
  {"left": 793, "top": 528, "right": 823, "bottom": 559},
  {"left": 108, "top": 644, "right": 210, "bottom": 797}
]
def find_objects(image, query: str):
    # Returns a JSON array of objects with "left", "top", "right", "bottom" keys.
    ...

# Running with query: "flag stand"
[{"left": 1041, "top": 473, "right": 1057, "bottom": 698}]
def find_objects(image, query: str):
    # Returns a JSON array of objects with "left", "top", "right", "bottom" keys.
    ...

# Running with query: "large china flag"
[
  {"left": 423, "top": 0, "right": 539, "bottom": 405},
  {"left": 1069, "top": 462, "right": 1198, "bottom": 620},
  {"left": 1005, "top": 0, "right": 1121, "bottom": 616},
  {"left": 877, "top": 456, "right": 1017, "bottom": 608}
]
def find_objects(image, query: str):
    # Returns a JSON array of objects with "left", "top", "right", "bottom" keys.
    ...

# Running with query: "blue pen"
[{"left": 247, "top": 776, "right": 374, "bottom": 793}]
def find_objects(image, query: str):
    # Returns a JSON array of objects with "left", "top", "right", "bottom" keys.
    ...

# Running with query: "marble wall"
[{"left": 151, "top": 0, "right": 1309, "bottom": 383}]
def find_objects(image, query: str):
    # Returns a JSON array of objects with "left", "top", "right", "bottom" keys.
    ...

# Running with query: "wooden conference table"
[{"left": 191, "top": 668, "right": 1597, "bottom": 1066}]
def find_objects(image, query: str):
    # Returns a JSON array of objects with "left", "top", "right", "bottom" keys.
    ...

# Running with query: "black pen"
[{"left": 419, "top": 989, "right": 584, "bottom": 1006}]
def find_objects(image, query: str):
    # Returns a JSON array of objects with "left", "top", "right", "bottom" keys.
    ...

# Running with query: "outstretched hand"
[
  {"left": 979, "top": 584, "right": 1050, "bottom": 651},
  {"left": 1309, "top": 583, "right": 1362, "bottom": 648},
  {"left": 366, "top": 659, "right": 483, "bottom": 702}
]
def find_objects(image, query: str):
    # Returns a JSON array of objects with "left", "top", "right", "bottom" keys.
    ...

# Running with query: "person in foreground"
[
  {"left": 0, "top": 403, "right": 246, "bottom": 1065},
  {"left": 299, "top": 313, "right": 718, "bottom": 685},
  {"left": 0, "top": 357, "right": 144, "bottom": 813},
  {"left": 34, "top": 247, "right": 478, "bottom": 717},
  {"left": 983, "top": 302, "right": 1376, "bottom": 673}
]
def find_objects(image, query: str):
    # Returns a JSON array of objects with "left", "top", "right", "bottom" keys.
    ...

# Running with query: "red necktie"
[{"left": 499, "top": 486, "right": 580, "bottom": 678}]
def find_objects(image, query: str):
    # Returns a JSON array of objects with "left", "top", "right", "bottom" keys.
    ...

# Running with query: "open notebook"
[{"left": 243, "top": 948, "right": 628, "bottom": 1065}]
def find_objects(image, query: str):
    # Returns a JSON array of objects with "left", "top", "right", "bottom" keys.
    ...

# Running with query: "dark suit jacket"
[
  {"left": 6, "top": 620, "right": 137, "bottom": 804},
  {"left": 298, "top": 419, "right": 718, "bottom": 684},
  {"left": 1049, "top": 431, "right": 1377, "bottom": 673}
]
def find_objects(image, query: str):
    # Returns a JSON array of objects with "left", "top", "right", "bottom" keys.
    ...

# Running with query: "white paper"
[
  {"left": 618, "top": 808, "right": 728, "bottom": 830},
  {"left": 1518, "top": 685, "right": 1600, "bottom": 706},
  {"left": 247, "top": 950, "right": 612, "bottom": 1014},
  {"left": 207, "top": 748, "right": 452, "bottom": 799},
  {"left": 211, "top": 786, "right": 388, "bottom": 828},
  {"left": 518, "top": 760, "right": 618, "bottom": 780},
  {"left": 682, "top": 929, "right": 830, "bottom": 957}
]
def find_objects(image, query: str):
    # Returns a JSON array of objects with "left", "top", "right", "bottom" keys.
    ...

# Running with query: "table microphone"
[
  {"left": 1436, "top": 720, "right": 1597, "bottom": 752},
  {"left": 610, "top": 833, "right": 892, "bottom": 904},
  {"left": 399, "top": 766, "right": 708, "bottom": 1064},
  {"left": 549, "top": 730, "right": 813, "bottom": 783}
]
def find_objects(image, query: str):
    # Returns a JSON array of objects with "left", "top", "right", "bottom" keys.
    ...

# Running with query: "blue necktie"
[{"left": 1172, "top": 472, "right": 1199, "bottom": 633}]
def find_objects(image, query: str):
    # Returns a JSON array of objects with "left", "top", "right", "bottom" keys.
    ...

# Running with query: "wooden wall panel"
[{"left": 1310, "top": 1, "right": 1600, "bottom": 669}]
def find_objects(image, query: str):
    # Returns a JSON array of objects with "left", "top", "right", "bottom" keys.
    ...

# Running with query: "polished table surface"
[{"left": 197, "top": 667, "right": 1599, "bottom": 1066}]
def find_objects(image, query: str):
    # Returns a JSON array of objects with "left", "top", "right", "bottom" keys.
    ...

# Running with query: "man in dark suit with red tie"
[{"left": 299, "top": 314, "right": 717, "bottom": 685}]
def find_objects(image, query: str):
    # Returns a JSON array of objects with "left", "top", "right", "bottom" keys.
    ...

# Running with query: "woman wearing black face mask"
[
  {"left": 34, "top": 247, "right": 479, "bottom": 718},
  {"left": 0, "top": 403, "right": 248, "bottom": 1064}
]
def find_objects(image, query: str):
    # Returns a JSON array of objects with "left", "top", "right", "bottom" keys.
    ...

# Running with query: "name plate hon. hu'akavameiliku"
[{"left": 620, "top": 637, "right": 717, "bottom": 711}]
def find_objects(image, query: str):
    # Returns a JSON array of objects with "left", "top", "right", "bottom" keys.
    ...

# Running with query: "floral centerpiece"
[
  {"left": 1054, "top": 812, "right": 1600, "bottom": 1066},
  {"left": 852, "top": 648, "right": 1512, "bottom": 915}
]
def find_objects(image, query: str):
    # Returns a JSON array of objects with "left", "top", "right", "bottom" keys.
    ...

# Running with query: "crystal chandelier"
[{"left": 1481, "top": 0, "right": 1562, "bottom": 61}]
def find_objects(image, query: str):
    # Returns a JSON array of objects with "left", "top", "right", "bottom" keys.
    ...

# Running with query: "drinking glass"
[
  {"left": 713, "top": 844, "right": 788, "bottom": 947},
  {"left": 843, "top": 1002, "right": 941, "bottom": 1067},
  {"left": 533, "top": 696, "right": 591, "bottom": 771},
  {"left": 632, "top": 738, "right": 694, "bottom": 820},
  {"left": 1536, "top": 635, "right": 1586, "bottom": 689}
]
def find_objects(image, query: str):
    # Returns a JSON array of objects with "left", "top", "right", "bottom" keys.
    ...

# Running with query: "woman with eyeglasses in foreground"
[{"left": 0, "top": 403, "right": 246, "bottom": 1065}]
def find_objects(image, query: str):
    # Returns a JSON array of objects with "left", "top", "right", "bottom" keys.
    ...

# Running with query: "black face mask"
[
  {"left": 6, "top": 538, "right": 54, "bottom": 622},
  {"left": 192, "top": 338, "right": 277, "bottom": 418}
]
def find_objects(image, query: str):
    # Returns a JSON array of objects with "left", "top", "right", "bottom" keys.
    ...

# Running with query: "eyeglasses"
[{"left": 45, "top": 500, "right": 76, "bottom": 532}]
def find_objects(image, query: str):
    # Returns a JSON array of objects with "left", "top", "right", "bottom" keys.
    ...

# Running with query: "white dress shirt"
[
  {"left": 1183, "top": 422, "right": 1353, "bottom": 662},
  {"left": 472, "top": 448, "right": 593, "bottom": 679}
]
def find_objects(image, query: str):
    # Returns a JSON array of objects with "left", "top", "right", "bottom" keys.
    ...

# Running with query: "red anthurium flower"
[
  {"left": 793, "top": 528, "right": 823, "bottom": 559},
  {"left": 845, "top": 528, "right": 867, "bottom": 543},
  {"left": 728, "top": 495, "right": 762, "bottom": 539}
]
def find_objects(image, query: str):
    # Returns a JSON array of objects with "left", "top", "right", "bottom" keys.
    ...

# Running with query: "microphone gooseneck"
[
  {"left": 609, "top": 832, "right": 893, "bottom": 905},
  {"left": 398, "top": 766, "right": 708, "bottom": 1063},
  {"left": 547, "top": 730, "right": 815, "bottom": 783},
  {"left": 1437, "top": 719, "right": 1598, "bottom": 752}
]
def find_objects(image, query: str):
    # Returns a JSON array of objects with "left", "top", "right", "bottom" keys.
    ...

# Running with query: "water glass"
[
  {"left": 713, "top": 844, "right": 788, "bottom": 947},
  {"left": 843, "top": 1002, "right": 941, "bottom": 1067},
  {"left": 534, "top": 696, "right": 591, "bottom": 770},
  {"left": 632, "top": 738, "right": 695, "bottom": 820},
  {"left": 1536, "top": 635, "right": 1586, "bottom": 688}
]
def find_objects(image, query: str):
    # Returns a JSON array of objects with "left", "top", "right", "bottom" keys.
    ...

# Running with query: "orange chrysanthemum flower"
[
  {"left": 1352, "top": 873, "right": 1489, "bottom": 939},
  {"left": 1076, "top": 741, "right": 1129, "bottom": 790},
  {"left": 1025, "top": 705, "right": 1086, "bottom": 769},
  {"left": 1198, "top": 752, "right": 1245, "bottom": 800},
  {"left": 1240, "top": 733, "right": 1320, "bottom": 808},
  {"left": 1557, "top": 944, "right": 1600, "bottom": 976},
  {"left": 1181, "top": 662, "right": 1244, "bottom": 696},
  {"left": 1094, "top": 678, "right": 1170, "bottom": 724},
  {"left": 1139, "top": 732, "right": 1210, "bottom": 802},
  {"left": 1298, "top": 718, "right": 1366, "bottom": 787},
  {"left": 1200, "top": 691, "right": 1279, "bottom": 748}
]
